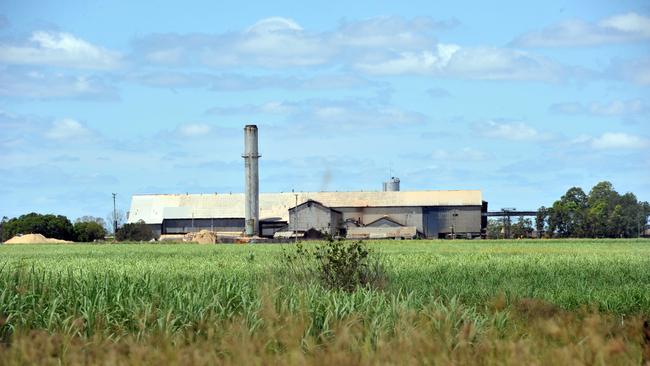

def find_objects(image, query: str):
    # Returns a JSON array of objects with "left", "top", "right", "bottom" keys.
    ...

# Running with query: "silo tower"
[{"left": 382, "top": 177, "right": 400, "bottom": 192}]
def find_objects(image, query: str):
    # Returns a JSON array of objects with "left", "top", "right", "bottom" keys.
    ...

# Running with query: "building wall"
[
  {"left": 260, "top": 221, "right": 287, "bottom": 237},
  {"left": 367, "top": 217, "right": 403, "bottom": 228},
  {"left": 149, "top": 204, "right": 484, "bottom": 239},
  {"left": 336, "top": 206, "right": 482, "bottom": 238},
  {"left": 128, "top": 190, "right": 483, "bottom": 225},
  {"left": 335, "top": 206, "right": 424, "bottom": 232},
  {"left": 422, "top": 206, "right": 482, "bottom": 238},
  {"left": 162, "top": 218, "right": 244, "bottom": 234},
  {"left": 290, "top": 203, "right": 340, "bottom": 236}
]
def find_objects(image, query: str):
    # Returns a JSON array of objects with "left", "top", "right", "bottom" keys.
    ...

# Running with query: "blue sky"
[{"left": 1, "top": 0, "right": 649, "bottom": 220}]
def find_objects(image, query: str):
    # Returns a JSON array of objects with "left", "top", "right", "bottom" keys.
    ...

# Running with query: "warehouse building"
[
  {"left": 127, "top": 125, "right": 487, "bottom": 240},
  {"left": 127, "top": 189, "right": 487, "bottom": 239}
]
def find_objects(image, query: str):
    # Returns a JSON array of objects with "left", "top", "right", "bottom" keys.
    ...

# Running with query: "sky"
[{"left": 1, "top": 0, "right": 649, "bottom": 221}]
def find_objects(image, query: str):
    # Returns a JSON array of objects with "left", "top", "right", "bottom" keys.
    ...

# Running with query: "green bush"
[
  {"left": 1, "top": 213, "right": 74, "bottom": 241},
  {"left": 73, "top": 221, "right": 107, "bottom": 242},
  {"left": 116, "top": 220, "right": 154, "bottom": 242},
  {"left": 282, "top": 238, "right": 388, "bottom": 292}
]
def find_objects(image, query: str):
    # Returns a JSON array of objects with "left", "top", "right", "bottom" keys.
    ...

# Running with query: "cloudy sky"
[{"left": 1, "top": 0, "right": 649, "bottom": 220}]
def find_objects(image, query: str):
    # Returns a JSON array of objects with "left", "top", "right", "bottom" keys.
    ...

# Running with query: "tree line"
[
  {"left": 0, "top": 213, "right": 154, "bottom": 242},
  {"left": 488, "top": 181, "right": 649, "bottom": 239},
  {"left": 487, "top": 181, "right": 650, "bottom": 239},
  {"left": 537, "top": 181, "right": 649, "bottom": 238}
]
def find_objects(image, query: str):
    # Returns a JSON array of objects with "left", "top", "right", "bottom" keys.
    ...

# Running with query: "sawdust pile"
[
  {"left": 183, "top": 230, "right": 218, "bottom": 244},
  {"left": 4, "top": 234, "right": 73, "bottom": 244}
]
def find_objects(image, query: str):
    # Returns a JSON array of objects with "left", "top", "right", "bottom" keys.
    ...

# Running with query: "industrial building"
[
  {"left": 126, "top": 125, "right": 488, "bottom": 240},
  {"left": 127, "top": 189, "right": 487, "bottom": 239}
]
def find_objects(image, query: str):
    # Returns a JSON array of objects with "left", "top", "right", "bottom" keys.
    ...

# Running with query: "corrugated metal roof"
[{"left": 128, "top": 190, "right": 483, "bottom": 224}]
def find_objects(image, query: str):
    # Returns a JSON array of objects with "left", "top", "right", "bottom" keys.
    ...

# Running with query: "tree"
[
  {"left": 607, "top": 204, "right": 625, "bottom": 238},
  {"left": 116, "top": 220, "right": 153, "bottom": 242},
  {"left": 486, "top": 218, "right": 504, "bottom": 239},
  {"left": 106, "top": 210, "right": 125, "bottom": 235},
  {"left": 547, "top": 187, "right": 588, "bottom": 237},
  {"left": 0, "top": 216, "right": 8, "bottom": 242},
  {"left": 641, "top": 201, "right": 650, "bottom": 236},
  {"left": 511, "top": 216, "right": 534, "bottom": 238},
  {"left": 536, "top": 207, "right": 547, "bottom": 238},
  {"left": 616, "top": 193, "right": 640, "bottom": 237},
  {"left": 73, "top": 221, "right": 107, "bottom": 242},
  {"left": 1, "top": 213, "right": 74, "bottom": 241},
  {"left": 545, "top": 181, "right": 648, "bottom": 238},
  {"left": 586, "top": 181, "right": 618, "bottom": 237},
  {"left": 76, "top": 216, "right": 107, "bottom": 227}
]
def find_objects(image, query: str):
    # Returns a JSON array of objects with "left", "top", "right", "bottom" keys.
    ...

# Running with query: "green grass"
[
  {"left": 1, "top": 239, "right": 649, "bottom": 364},
  {"left": 2, "top": 239, "right": 649, "bottom": 313}
]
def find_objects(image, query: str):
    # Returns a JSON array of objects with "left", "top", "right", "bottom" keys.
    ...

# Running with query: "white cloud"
[
  {"left": 550, "top": 99, "right": 647, "bottom": 116},
  {"left": 303, "top": 101, "right": 425, "bottom": 127},
  {"left": 207, "top": 97, "right": 426, "bottom": 132},
  {"left": 247, "top": 17, "right": 304, "bottom": 33},
  {"left": 178, "top": 123, "right": 212, "bottom": 137},
  {"left": 355, "top": 44, "right": 561, "bottom": 81},
  {"left": 128, "top": 71, "right": 378, "bottom": 91},
  {"left": 145, "top": 47, "right": 183, "bottom": 64},
  {"left": 129, "top": 71, "right": 210, "bottom": 89},
  {"left": 0, "top": 31, "right": 120, "bottom": 69},
  {"left": 426, "top": 87, "right": 451, "bottom": 98},
  {"left": 203, "top": 16, "right": 332, "bottom": 68},
  {"left": 207, "top": 100, "right": 298, "bottom": 115},
  {"left": 476, "top": 120, "right": 543, "bottom": 141},
  {"left": 0, "top": 67, "right": 117, "bottom": 99},
  {"left": 610, "top": 57, "right": 650, "bottom": 86},
  {"left": 589, "top": 101, "right": 641, "bottom": 116},
  {"left": 258, "top": 101, "right": 297, "bottom": 114},
  {"left": 132, "top": 16, "right": 559, "bottom": 81},
  {"left": 134, "top": 16, "right": 450, "bottom": 69},
  {"left": 591, "top": 132, "right": 649, "bottom": 149},
  {"left": 599, "top": 13, "right": 650, "bottom": 37},
  {"left": 446, "top": 47, "right": 561, "bottom": 81},
  {"left": 45, "top": 118, "right": 93, "bottom": 140},
  {"left": 512, "top": 12, "right": 650, "bottom": 47},
  {"left": 332, "top": 16, "right": 447, "bottom": 50},
  {"left": 355, "top": 43, "right": 459, "bottom": 75},
  {"left": 431, "top": 147, "right": 488, "bottom": 161}
]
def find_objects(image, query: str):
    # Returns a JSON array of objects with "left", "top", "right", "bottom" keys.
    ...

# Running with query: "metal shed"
[{"left": 288, "top": 200, "right": 342, "bottom": 237}]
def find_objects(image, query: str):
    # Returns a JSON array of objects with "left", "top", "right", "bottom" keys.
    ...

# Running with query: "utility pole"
[
  {"left": 294, "top": 192, "right": 298, "bottom": 244},
  {"left": 112, "top": 193, "right": 117, "bottom": 239},
  {"left": 452, "top": 210, "right": 459, "bottom": 239}
]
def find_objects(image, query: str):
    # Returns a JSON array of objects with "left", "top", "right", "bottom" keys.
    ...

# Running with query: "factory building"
[
  {"left": 127, "top": 189, "right": 487, "bottom": 239},
  {"left": 126, "top": 124, "right": 487, "bottom": 240}
]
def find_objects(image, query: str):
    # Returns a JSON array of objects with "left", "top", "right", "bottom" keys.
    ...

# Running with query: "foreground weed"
[{"left": 282, "top": 238, "right": 388, "bottom": 292}]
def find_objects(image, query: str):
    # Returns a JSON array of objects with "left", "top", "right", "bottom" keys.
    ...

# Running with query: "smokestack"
[{"left": 243, "top": 125, "right": 260, "bottom": 236}]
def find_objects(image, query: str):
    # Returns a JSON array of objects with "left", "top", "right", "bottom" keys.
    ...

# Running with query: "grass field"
[{"left": 1, "top": 239, "right": 649, "bottom": 364}]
